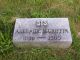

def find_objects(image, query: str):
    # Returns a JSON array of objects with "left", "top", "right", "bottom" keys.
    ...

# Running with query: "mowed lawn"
[{"left": 0, "top": 0, "right": 80, "bottom": 60}]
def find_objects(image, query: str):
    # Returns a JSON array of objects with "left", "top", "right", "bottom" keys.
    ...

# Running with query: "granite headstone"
[{"left": 13, "top": 18, "right": 72, "bottom": 48}]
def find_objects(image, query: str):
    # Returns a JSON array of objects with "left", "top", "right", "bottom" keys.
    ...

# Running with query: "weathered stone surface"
[{"left": 13, "top": 18, "right": 72, "bottom": 48}]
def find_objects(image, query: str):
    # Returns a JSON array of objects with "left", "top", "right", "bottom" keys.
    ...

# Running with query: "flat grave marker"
[{"left": 13, "top": 18, "right": 72, "bottom": 48}]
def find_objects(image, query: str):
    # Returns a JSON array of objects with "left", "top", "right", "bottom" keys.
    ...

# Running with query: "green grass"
[{"left": 0, "top": 0, "right": 80, "bottom": 60}]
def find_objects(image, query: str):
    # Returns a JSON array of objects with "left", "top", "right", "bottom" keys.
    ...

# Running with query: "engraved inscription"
[
  {"left": 15, "top": 19, "right": 69, "bottom": 41},
  {"left": 23, "top": 36, "right": 35, "bottom": 40},
  {"left": 15, "top": 28, "right": 69, "bottom": 41},
  {"left": 16, "top": 29, "right": 68, "bottom": 34},
  {"left": 48, "top": 34, "right": 61, "bottom": 40},
  {"left": 35, "top": 21, "right": 48, "bottom": 27}
]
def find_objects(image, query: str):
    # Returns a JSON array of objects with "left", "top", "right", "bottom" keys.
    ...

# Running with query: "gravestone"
[{"left": 13, "top": 18, "right": 72, "bottom": 48}]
